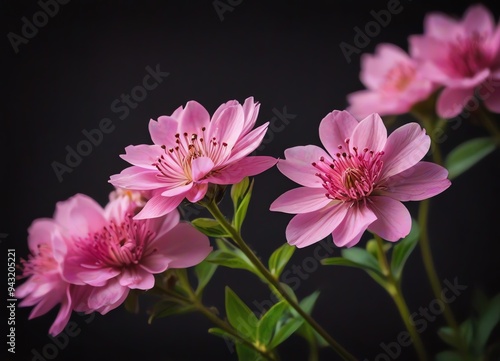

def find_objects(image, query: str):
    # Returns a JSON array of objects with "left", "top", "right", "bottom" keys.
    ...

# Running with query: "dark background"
[{"left": 2, "top": 1, "right": 500, "bottom": 360}]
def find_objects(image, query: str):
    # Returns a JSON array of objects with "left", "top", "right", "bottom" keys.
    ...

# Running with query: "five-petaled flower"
[
  {"left": 270, "top": 110, "right": 451, "bottom": 248},
  {"left": 109, "top": 97, "right": 276, "bottom": 219}
]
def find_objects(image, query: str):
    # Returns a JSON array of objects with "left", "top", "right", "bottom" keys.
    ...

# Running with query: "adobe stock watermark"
[
  {"left": 51, "top": 64, "right": 169, "bottom": 183},
  {"left": 363, "top": 277, "right": 468, "bottom": 361},
  {"left": 7, "top": 0, "right": 71, "bottom": 54},
  {"left": 339, "top": 0, "right": 413, "bottom": 64},
  {"left": 222, "top": 237, "right": 336, "bottom": 353},
  {"left": 251, "top": 106, "right": 297, "bottom": 155},
  {"left": 213, "top": 0, "right": 243, "bottom": 22},
  {"left": 30, "top": 312, "right": 95, "bottom": 361}
]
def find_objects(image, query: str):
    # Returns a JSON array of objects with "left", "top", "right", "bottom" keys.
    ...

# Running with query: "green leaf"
[
  {"left": 435, "top": 351, "right": 462, "bottom": 361},
  {"left": 124, "top": 289, "right": 140, "bottom": 314},
  {"left": 236, "top": 343, "right": 265, "bottom": 361},
  {"left": 341, "top": 247, "right": 382, "bottom": 273},
  {"left": 191, "top": 218, "right": 230, "bottom": 237},
  {"left": 268, "top": 243, "right": 295, "bottom": 278},
  {"left": 233, "top": 178, "right": 254, "bottom": 231},
  {"left": 477, "top": 294, "right": 500, "bottom": 349},
  {"left": 268, "top": 317, "right": 304, "bottom": 349},
  {"left": 445, "top": 137, "right": 496, "bottom": 180},
  {"left": 390, "top": 219, "right": 420, "bottom": 280},
  {"left": 299, "top": 291, "right": 321, "bottom": 315},
  {"left": 437, "top": 326, "right": 462, "bottom": 349},
  {"left": 148, "top": 300, "right": 195, "bottom": 324},
  {"left": 194, "top": 260, "right": 218, "bottom": 296},
  {"left": 231, "top": 176, "right": 250, "bottom": 208},
  {"left": 208, "top": 327, "right": 240, "bottom": 344},
  {"left": 257, "top": 301, "right": 290, "bottom": 344},
  {"left": 207, "top": 250, "right": 259, "bottom": 275},
  {"left": 225, "top": 287, "right": 259, "bottom": 339}
]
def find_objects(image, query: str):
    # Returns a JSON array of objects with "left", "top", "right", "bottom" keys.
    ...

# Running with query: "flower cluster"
[
  {"left": 348, "top": 5, "right": 500, "bottom": 119},
  {"left": 17, "top": 191, "right": 211, "bottom": 335}
]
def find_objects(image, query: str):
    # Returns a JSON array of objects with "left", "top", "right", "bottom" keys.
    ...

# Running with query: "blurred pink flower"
[
  {"left": 409, "top": 5, "right": 500, "bottom": 118},
  {"left": 16, "top": 219, "right": 73, "bottom": 336},
  {"left": 18, "top": 193, "right": 211, "bottom": 334},
  {"left": 110, "top": 97, "right": 276, "bottom": 219},
  {"left": 347, "top": 44, "right": 435, "bottom": 119},
  {"left": 270, "top": 110, "right": 450, "bottom": 248}
]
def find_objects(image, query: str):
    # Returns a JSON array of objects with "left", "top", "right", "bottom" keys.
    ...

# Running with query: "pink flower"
[
  {"left": 109, "top": 97, "right": 277, "bottom": 219},
  {"left": 18, "top": 193, "right": 211, "bottom": 334},
  {"left": 347, "top": 44, "right": 435, "bottom": 119},
  {"left": 270, "top": 111, "right": 450, "bottom": 248},
  {"left": 16, "top": 219, "right": 73, "bottom": 336},
  {"left": 60, "top": 194, "right": 211, "bottom": 314},
  {"left": 409, "top": 5, "right": 500, "bottom": 118}
]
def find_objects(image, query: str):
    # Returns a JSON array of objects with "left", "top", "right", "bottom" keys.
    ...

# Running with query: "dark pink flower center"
[
  {"left": 382, "top": 62, "right": 416, "bottom": 93},
  {"left": 448, "top": 32, "right": 491, "bottom": 77},
  {"left": 20, "top": 244, "right": 58, "bottom": 277},
  {"left": 313, "top": 139, "right": 384, "bottom": 202},
  {"left": 154, "top": 128, "right": 228, "bottom": 181},
  {"left": 76, "top": 214, "right": 156, "bottom": 268}
]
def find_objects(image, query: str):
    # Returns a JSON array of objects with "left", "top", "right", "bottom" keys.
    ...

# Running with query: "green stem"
[
  {"left": 157, "top": 272, "right": 277, "bottom": 361},
  {"left": 205, "top": 200, "right": 358, "bottom": 361},
  {"left": 374, "top": 236, "right": 429, "bottom": 361},
  {"left": 418, "top": 200, "right": 467, "bottom": 356},
  {"left": 479, "top": 107, "right": 500, "bottom": 142}
]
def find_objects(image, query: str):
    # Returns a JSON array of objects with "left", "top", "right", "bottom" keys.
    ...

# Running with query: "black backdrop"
[{"left": 2, "top": 1, "right": 500, "bottom": 360}]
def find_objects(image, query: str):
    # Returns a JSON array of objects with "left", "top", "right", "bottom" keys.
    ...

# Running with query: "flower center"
[
  {"left": 77, "top": 214, "right": 156, "bottom": 269},
  {"left": 312, "top": 139, "right": 384, "bottom": 202},
  {"left": 382, "top": 62, "right": 416, "bottom": 93},
  {"left": 448, "top": 32, "right": 491, "bottom": 77},
  {"left": 20, "top": 244, "right": 58, "bottom": 277},
  {"left": 155, "top": 128, "right": 228, "bottom": 182}
]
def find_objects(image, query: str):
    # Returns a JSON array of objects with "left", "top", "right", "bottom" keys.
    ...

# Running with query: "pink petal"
[
  {"left": 347, "top": 91, "right": 385, "bottom": 119},
  {"left": 103, "top": 195, "right": 134, "bottom": 224},
  {"left": 120, "top": 144, "right": 162, "bottom": 170},
  {"left": 381, "top": 162, "right": 451, "bottom": 201},
  {"left": 437, "top": 87, "right": 474, "bottom": 118},
  {"left": 241, "top": 97, "right": 260, "bottom": 135},
  {"left": 119, "top": 267, "right": 155, "bottom": 290},
  {"left": 483, "top": 85, "right": 500, "bottom": 113},
  {"left": 146, "top": 223, "right": 211, "bottom": 270},
  {"left": 361, "top": 44, "right": 410, "bottom": 89},
  {"left": 27, "top": 219, "right": 59, "bottom": 251},
  {"left": 424, "top": 12, "right": 460, "bottom": 41},
  {"left": 208, "top": 105, "right": 245, "bottom": 149},
  {"left": 26, "top": 285, "right": 65, "bottom": 319},
  {"left": 367, "top": 196, "right": 411, "bottom": 242},
  {"left": 76, "top": 267, "right": 121, "bottom": 287},
  {"left": 191, "top": 157, "right": 215, "bottom": 181},
  {"left": 148, "top": 116, "right": 178, "bottom": 146},
  {"left": 176, "top": 101, "right": 210, "bottom": 135},
  {"left": 134, "top": 194, "right": 184, "bottom": 220},
  {"left": 208, "top": 156, "right": 276, "bottom": 185},
  {"left": 144, "top": 209, "right": 180, "bottom": 240},
  {"left": 228, "top": 122, "right": 269, "bottom": 163},
  {"left": 54, "top": 194, "right": 107, "bottom": 237},
  {"left": 277, "top": 145, "right": 331, "bottom": 188},
  {"left": 381, "top": 123, "right": 430, "bottom": 179},
  {"left": 109, "top": 166, "right": 171, "bottom": 190},
  {"left": 350, "top": 113, "right": 387, "bottom": 152},
  {"left": 286, "top": 205, "right": 348, "bottom": 248},
  {"left": 161, "top": 183, "right": 193, "bottom": 197},
  {"left": 331, "top": 204, "right": 376, "bottom": 247},
  {"left": 270, "top": 187, "right": 332, "bottom": 214},
  {"left": 185, "top": 183, "right": 208, "bottom": 202},
  {"left": 462, "top": 5, "right": 495, "bottom": 37},
  {"left": 48, "top": 290, "right": 73, "bottom": 336},
  {"left": 88, "top": 279, "right": 128, "bottom": 314},
  {"left": 319, "top": 110, "right": 359, "bottom": 156}
]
